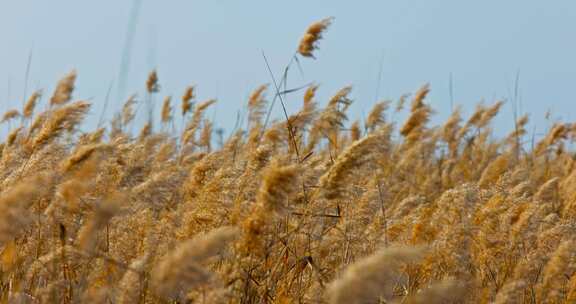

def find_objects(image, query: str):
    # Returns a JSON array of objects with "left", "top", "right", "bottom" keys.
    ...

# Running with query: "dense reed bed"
[{"left": 0, "top": 18, "right": 575, "bottom": 304}]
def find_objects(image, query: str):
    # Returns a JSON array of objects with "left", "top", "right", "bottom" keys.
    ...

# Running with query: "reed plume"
[
  {"left": 403, "top": 279, "right": 466, "bottom": 304},
  {"left": 257, "top": 161, "right": 301, "bottom": 214},
  {"left": 400, "top": 85, "right": 431, "bottom": 139},
  {"left": 478, "top": 100, "right": 504, "bottom": 128},
  {"left": 76, "top": 194, "right": 121, "bottom": 252},
  {"left": 60, "top": 143, "right": 105, "bottom": 173},
  {"left": 0, "top": 174, "right": 51, "bottom": 244},
  {"left": 298, "top": 17, "right": 334, "bottom": 58},
  {"left": 146, "top": 70, "right": 160, "bottom": 93},
  {"left": 50, "top": 70, "right": 76, "bottom": 106},
  {"left": 6, "top": 127, "right": 23, "bottom": 146},
  {"left": 1, "top": 109, "right": 21, "bottom": 123},
  {"left": 318, "top": 126, "right": 390, "bottom": 199},
  {"left": 23, "top": 90, "right": 42, "bottom": 118},
  {"left": 247, "top": 84, "right": 268, "bottom": 126},
  {"left": 161, "top": 96, "right": 173, "bottom": 124},
  {"left": 182, "top": 99, "right": 217, "bottom": 145},
  {"left": 151, "top": 226, "right": 238, "bottom": 300},
  {"left": 538, "top": 239, "right": 576, "bottom": 302},
  {"left": 121, "top": 94, "right": 137, "bottom": 127},
  {"left": 365, "top": 100, "right": 390, "bottom": 132},
  {"left": 181, "top": 85, "right": 195, "bottom": 116},
  {"left": 31, "top": 100, "right": 91, "bottom": 150},
  {"left": 116, "top": 254, "right": 150, "bottom": 304},
  {"left": 326, "top": 246, "right": 425, "bottom": 304}
]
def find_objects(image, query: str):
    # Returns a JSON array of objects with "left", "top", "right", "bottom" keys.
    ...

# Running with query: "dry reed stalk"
[
  {"left": 151, "top": 226, "right": 238, "bottom": 300},
  {"left": 6, "top": 127, "right": 23, "bottom": 146},
  {"left": 493, "top": 280, "right": 527, "bottom": 304},
  {"left": 50, "top": 70, "right": 76, "bottom": 106},
  {"left": 139, "top": 122, "right": 152, "bottom": 140},
  {"left": 146, "top": 70, "right": 159, "bottom": 94},
  {"left": 350, "top": 121, "right": 361, "bottom": 141},
  {"left": 116, "top": 254, "right": 150, "bottom": 304},
  {"left": 538, "top": 239, "right": 576, "bottom": 302},
  {"left": 535, "top": 123, "right": 569, "bottom": 156},
  {"left": 121, "top": 95, "right": 137, "bottom": 126},
  {"left": 478, "top": 100, "right": 504, "bottom": 128},
  {"left": 365, "top": 100, "right": 390, "bottom": 132},
  {"left": 23, "top": 90, "right": 42, "bottom": 118},
  {"left": 256, "top": 161, "right": 301, "bottom": 214},
  {"left": 1, "top": 109, "right": 21, "bottom": 123},
  {"left": 326, "top": 246, "right": 425, "bottom": 304},
  {"left": 199, "top": 119, "right": 213, "bottom": 152},
  {"left": 410, "top": 84, "right": 430, "bottom": 111},
  {"left": 31, "top": 101, "right": 91, "bottom": 150},
  {"left": 77, "top": 194, "right": 122, "bottom": 252},
  {"left": 182, "top": 99, "right": 216, "bottom": 145},
  {"left": 0, "top": 174, "right": 51, "bottom": 244},
  {"left": 181, "top": 85, "right": 195, "bottom": 116},
  {"left": 161, "top": 96, "right": 173, "bottom": 124},
  {"left": 478, "top": 153, "right": 510, "bottom": 188},
  {"left": 402, "top": 279, "right": 466, "bottom": 304},
  {"left": 304, "top": 84, "right": 319, "bottom": 107},
  {"left": 247, "top": 84, "right": 268, "bottom": 126},
  {"left": 298, "top": 17, "right": 334, "bottom": 58},
  {"left": 318, "top": 126, "right": 390, "bottom": 199},
  {"left": 60, "top": 144, "right": 106, "bottom": 173}
]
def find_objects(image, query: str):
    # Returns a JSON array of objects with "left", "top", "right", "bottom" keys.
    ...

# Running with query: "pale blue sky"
[{"left": 1, "top": 1, "right": 575, "bottom": 137}]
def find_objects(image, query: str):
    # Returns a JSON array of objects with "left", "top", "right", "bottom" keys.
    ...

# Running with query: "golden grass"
[{"left": 0, "top": 17, "right": 573, "bottom": 304}]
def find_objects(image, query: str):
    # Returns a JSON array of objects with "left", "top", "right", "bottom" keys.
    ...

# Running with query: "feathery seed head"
[
  {"left": 298, "top": 17, "right": 334, "bottom": 58},
  {"left": 23, "top": 90, "right": 42, "bottom": 118},
  {"left": 146, "top": 70, "right": 160, "bottom": 93},
  {"left": 50, "top": 70, "right": 77, "bottom": 106},
  {"left": 181, "top": 85, "right": 196, "bottom": 116}
]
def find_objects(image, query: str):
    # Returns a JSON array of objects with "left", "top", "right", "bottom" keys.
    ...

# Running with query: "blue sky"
[{"left": 1, "top": 1, "right": 575, "bottom": 137}]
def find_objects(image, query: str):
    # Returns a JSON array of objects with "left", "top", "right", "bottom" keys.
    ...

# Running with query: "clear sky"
[{"left": 1, "top": 1, "right": 575, "bottom": 137}]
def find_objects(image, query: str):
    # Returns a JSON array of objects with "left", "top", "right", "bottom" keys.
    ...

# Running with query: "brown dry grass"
[{"left": 0, "top": 17, "right": 573, "bottom": 304}]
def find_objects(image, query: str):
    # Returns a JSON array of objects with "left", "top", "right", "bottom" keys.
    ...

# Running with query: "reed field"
[{"left": 1, "top": 17, "right": 576, "bottom": 304}]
